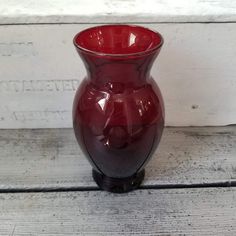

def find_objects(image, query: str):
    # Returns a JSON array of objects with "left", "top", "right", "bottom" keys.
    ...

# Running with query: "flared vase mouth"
[{"left": 73, "top": 24, "right": 164, "bottom": 58}]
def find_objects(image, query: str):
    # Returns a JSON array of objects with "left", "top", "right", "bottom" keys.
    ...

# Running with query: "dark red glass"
[{"left": 73, "top": 25, "right": 164, "bottom": 193}]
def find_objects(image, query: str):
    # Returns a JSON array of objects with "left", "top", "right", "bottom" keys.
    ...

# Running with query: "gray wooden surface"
[
  {"left": 0, "top": 127, "right": 235, "bottom": 190},
  {"left": 1, "top": 0, "right": 236, "bottom": 24},
  {"left": 0, "top": 188, "right": 236, "bottom": 235},
  {"left": 0, "top": 127, "right": 236, "bottom": 235}
]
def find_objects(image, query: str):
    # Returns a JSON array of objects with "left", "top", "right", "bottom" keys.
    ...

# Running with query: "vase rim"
[{"left": 73, "top": 24, "right": 164, "bottom": 58}]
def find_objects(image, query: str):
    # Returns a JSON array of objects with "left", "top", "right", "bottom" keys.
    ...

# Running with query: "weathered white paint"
[
  {"left": 0, "top": 0, "right": 236, "bottom": 24},
  {"left": 0, "top": 127, "right": 234, "bottom": 190},
  {"left": 0, "top": 24, "right": 236, "bottom": 128},
  {"left": 0, "top": 188, "right": 235, "bottom": 235}
]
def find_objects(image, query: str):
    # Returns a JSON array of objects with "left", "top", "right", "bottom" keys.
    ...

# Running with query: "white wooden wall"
[{"left": 0, "top": 0, "right": 236, "bottom": 128}]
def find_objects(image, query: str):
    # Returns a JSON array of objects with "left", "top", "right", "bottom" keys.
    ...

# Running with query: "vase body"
[{"left": 73, "top": 25, "right": 164, "bottom": 193}]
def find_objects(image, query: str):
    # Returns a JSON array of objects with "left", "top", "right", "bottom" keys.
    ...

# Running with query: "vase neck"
[{"left": 78, "top": 51, "right": 160, "bottom": 87}]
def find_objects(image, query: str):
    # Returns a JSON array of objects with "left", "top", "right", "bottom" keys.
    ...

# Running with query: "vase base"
[{"left": 92, "top": 169, "right": 145, "bottom": 193}]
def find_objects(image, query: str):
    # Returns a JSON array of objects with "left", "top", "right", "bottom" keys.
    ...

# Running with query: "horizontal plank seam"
[
  {"left": 1, "top": 21, "right": 236, "bottom": 26},
  {"left": 0, "top": 124, "right": 234, "bottom": 131},
  {"left": 0, "top": 181, "right": 235, "bottom": 193},
  {"left": 140, "top": 181, "right": 233, "bottom": 190},
  {"left": 0, "top": 186, "right": 100, "bottom": 193}
]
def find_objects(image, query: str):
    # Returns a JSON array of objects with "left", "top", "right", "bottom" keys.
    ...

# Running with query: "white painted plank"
[
  {"left": 0, "top": 23, "right": 236, "bottom": 128},
  {"left": 0, "top": 127, "right": 234, "bottom": 189},
  {"left": 0, "top": 188, "right": 235, "bottom": 235},
  {"left": 1, "top": 0, "right": 236, "bottom": 24}
]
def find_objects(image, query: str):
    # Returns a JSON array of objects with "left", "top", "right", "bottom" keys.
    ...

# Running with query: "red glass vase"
[{"left": 73, "top": 25, "right": 164, "bottom": 193}]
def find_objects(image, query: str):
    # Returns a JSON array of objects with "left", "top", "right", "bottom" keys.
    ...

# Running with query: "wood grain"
[
  {"left": 0, "top": 188, "right": 235, "bottom": 235},
  {"left": 0, "top": 127, "right": 234, "bottom": 190},
  {"left": 0, "top": 24, "right": 236, "bottom": 128},
  {"left": 1, "top": 0, "right": 236, "bottom": 24}
]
